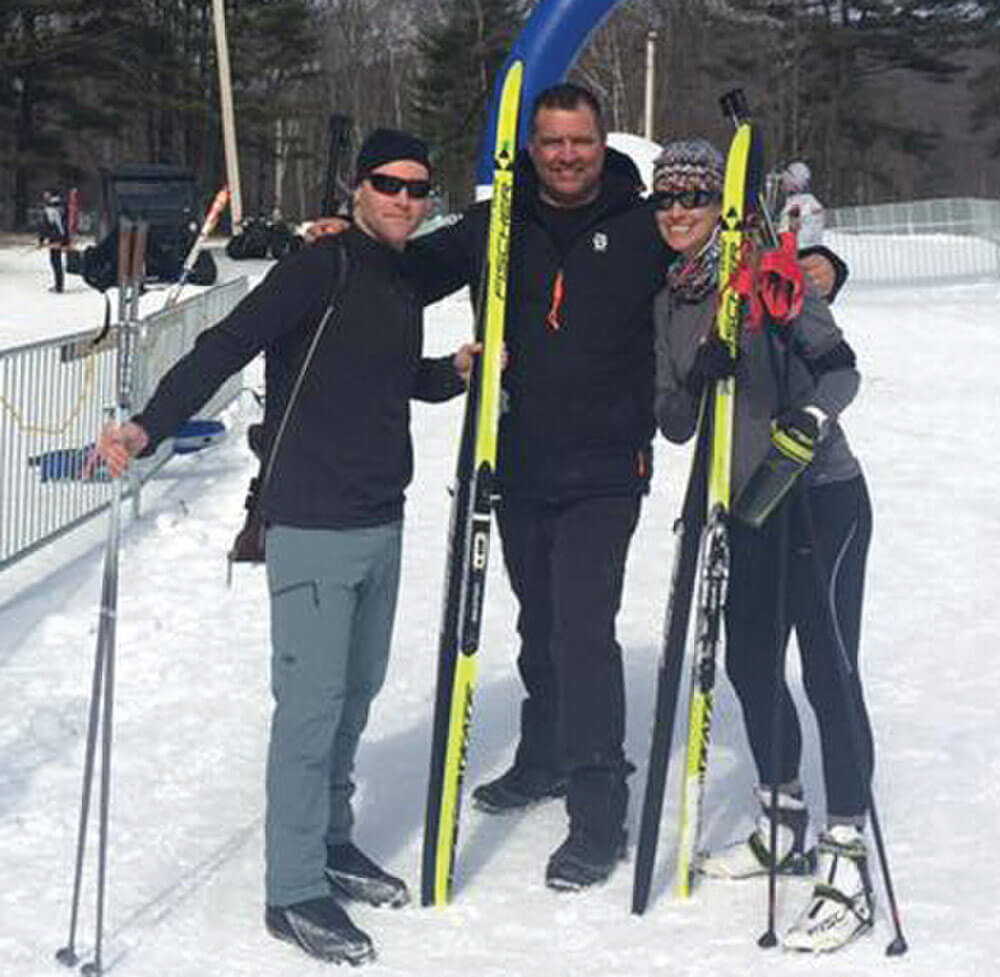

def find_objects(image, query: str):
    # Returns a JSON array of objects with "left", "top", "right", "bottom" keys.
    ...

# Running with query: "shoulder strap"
[{"left": 257, "top": 241, "right": 349, "bottom": 502}]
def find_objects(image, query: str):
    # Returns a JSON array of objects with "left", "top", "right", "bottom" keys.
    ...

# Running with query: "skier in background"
[
  {"left": 652, "top": 139, "right": 876, "bottom": 953},
  {"left": 778, "top": 161, "right": 825, "bottom": 248},
  {"left": 38, "top": 188, "right": 70, "bottom": 293}
]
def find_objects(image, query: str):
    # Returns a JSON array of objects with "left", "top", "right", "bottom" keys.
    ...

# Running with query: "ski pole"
[
  {"left": 163, "top": 187, "right": 229, "bottom": 309},
  {"left": 56, "top": 220, "right": 146, "bottom": 976},
  {"left": 88, "top": 220, "right": 144, "bottom": 977},
  {"left": 54, "top": 605, "right": 108, "bottom": 968},
  {"left": 756, "top": 304, "right": 797, "bottom": 950},
  {"left": 755, "top": 491, "right": 792, "bottom": 949},
  {"left": 797, "top": 486, "right": 908, "bottom": 957},
  {"left": 56, "top": 218, "right": 137, "bottom": 970}
]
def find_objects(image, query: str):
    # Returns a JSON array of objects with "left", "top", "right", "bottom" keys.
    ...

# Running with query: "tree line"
[{"left": 1, "top": 0, "right": 996, "bottom": 232}]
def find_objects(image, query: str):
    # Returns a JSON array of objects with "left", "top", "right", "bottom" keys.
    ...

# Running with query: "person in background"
[
  {"left": 93, "top": 129, "right": 479, "bottom": 967},
  {"left": 652, "top": 138, "right": 877, "bottom": 954},
  {"left": 778, "top": 161, "right": 826, "bottom": 248},
  {"left": 38, "top": 188, "right": 70, "bottom": 293}
]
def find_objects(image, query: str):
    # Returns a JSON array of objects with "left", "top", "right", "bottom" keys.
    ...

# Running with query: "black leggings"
[
  {"left": 725, "top": 475, "right": 875, "bottom": 819},
  {"left": 49, "top": 247, "right": 64, "bottom": 291}
]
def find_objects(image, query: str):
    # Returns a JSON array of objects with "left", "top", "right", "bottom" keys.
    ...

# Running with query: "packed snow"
[
  {"left": 606, "top": 133, "right": 663, "bottom": 193},
  {"left": 2, "top": 239, "right": 999, "bottom": 977}
]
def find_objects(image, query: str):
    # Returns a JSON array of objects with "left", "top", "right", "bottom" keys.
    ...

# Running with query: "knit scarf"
[{"left": 667, "top": 228, "right": 720, "bottom": 303}]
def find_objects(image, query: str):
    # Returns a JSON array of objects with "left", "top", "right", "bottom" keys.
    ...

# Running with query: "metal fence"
[
  {"left": 825, "top": 197, "right": 1000, "bottom": 284},
  {"left": 0, "top": 278, "right": 248, "bottom": 570}
]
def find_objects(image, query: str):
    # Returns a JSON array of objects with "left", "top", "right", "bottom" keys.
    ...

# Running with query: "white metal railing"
[
  {"left": 0, "top": 278, "right": 248, "bottom": 570},
  {"left": 825, "top": 197, "right": 1000, "bottom": 284}
]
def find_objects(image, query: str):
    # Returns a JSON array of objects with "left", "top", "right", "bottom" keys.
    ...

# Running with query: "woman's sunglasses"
[
  {"left": 652, "top": 189, "right": 720, "bottom": 211},
  {"left": 367, "top": 173, "right": 432, "bottom": 199}
]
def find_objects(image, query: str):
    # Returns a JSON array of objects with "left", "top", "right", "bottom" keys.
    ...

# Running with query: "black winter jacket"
[
  {"left": 38, "top": 195, "right": 69, "bottom": 246},
  {"left": 134, "top": 228, "right": 464, "bottom": 529},
  {"left": 407, "top": 149, "right": 675, "bottom": 501}
]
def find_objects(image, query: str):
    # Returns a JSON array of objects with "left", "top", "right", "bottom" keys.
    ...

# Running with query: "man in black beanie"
[{"left": 94, "top": 128, "right": 477, "bottom": 966}]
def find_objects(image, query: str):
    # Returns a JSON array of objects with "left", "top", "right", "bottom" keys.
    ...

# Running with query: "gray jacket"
[{"left": 654, "top": 284, "right": 861, "bottom": 502}]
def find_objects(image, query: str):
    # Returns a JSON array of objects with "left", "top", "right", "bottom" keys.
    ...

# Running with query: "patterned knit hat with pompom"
[{"left": 652, "top": 139, "right": 724, "bottom": 194}]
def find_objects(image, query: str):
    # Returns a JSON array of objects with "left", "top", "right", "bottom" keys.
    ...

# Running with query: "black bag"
[
  {"left": 226, "top": 219, "right": 270, "bottom": 260},
  {"left": 228, "top": 426, "right": 266, "bottom": 569},
  {"left": 228, "top": 476, "right": 266, "bottom": 568},
  {"left": 81, "top": 233, "right": 118, "bottom": 291},
  {"left": 189, "top": 249, "right": 218, "bottom": 286}
]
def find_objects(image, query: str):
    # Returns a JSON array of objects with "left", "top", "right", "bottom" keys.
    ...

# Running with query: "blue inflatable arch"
[{"left": 475, "top": 0, "right": 630, "bottom": 190}]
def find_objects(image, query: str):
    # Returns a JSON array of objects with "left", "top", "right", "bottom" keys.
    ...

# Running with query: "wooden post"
[
  {"left": 643, "top": 30, "right": 657, "bottom": 141},
  {"left": 212, "top": 0, "right": 243, "bottom": 230}
]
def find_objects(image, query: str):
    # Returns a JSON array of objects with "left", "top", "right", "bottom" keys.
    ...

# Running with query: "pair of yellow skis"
[
  {"left": 632, "top": 98, "right": 763, "bottom": 912},
  {"left": 421, "top": 60, "right": 523, "bottom": 908}
]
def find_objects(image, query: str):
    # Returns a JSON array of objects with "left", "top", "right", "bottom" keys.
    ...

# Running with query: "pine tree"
[
  {"left": 700, "top": 0, "right": 972, "bottom": 203},
  {"left": 0, "top": 1, "right": 128, "bottom": 228},
  {"left": 410, "top": 0, "right": 526, "bottom": 208},
  {"left": 969, "top": 4, "right": 1000, "bottom": 162}
]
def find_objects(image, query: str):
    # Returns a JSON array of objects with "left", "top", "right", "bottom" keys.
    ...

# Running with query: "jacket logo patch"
[{"left": 592, "top": 231, "right": 608, "bottom": 253}]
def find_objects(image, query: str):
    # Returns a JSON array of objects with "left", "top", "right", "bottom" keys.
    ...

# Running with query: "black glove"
[
  {"left": 774, "top": 406, "right": 822, "bottom": 449},
  {"left": 684, "top": 335, "right": 738, "bottom": 397}
]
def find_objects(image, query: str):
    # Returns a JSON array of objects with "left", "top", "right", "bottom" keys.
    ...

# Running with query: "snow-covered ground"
[{"left": 2, "top": 239, "right": 999, "bottom": 977}]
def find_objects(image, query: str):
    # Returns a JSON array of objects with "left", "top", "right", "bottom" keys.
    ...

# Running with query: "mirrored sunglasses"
[
  {"left": 652, "top": 188, "right": 720, "bottom": 211},
  {"left": 367, "top": 173, "right": 432, "bottom": 199}
]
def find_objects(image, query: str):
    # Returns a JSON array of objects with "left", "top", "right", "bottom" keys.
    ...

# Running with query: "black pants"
[
  {"left": 49, "top": 247, "right": 64, "bottom": 292},
  {"left": 496, "top": 493, "right": 640, "bottom": 842},
  {"left": 725, "top": 475, "right": 875, "bottom": 819}
]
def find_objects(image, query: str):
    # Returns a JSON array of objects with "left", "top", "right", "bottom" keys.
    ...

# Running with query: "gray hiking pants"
[{"left": 264, "top": 521, "right": 402, "bottom": 906}]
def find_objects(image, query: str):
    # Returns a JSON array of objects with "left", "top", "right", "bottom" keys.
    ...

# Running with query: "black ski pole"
[
  {"left": 757, "top": 494, "right": 791, "bottom": 949},
  {"left": 797, "top": 485, "right": 908, "bottom": 957},
  {"left": 756, "top": 306, "right": 797, "bottom": 950}
]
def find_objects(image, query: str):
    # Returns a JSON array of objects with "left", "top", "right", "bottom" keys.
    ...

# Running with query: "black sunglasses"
[
  {"left": 367, "top": 173, "right": 432, "bottom": 199},
  {"left": 652, "top": 189, "right": 720, "bottom": 211}
]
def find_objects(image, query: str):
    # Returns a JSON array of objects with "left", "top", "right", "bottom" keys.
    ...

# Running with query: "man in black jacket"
[
  {"left": 399, "top": 85, "right": 671, "bottom": 891},
  {"left": 399, "top": 84, "right": 843, "bottom": 892},
  {"left": 95, "top": 129, "right": 476, "bottom": 965}
]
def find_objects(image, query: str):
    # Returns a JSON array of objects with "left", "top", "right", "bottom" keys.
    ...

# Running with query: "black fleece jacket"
[
  {"left": 405, "top": 149, "right": 675, "bottom": 501},
  {"left": 134, "top": 228, "right": 464, "bottom": 528}
]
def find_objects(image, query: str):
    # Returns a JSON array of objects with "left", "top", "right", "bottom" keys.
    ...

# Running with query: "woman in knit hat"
[{"left": 650, "top": 138, "right": 879, "bottom": 953}]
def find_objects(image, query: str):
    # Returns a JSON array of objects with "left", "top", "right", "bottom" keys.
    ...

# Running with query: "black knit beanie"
[{"left": 354, "top": 128, "right": 431, "bottom": 184}]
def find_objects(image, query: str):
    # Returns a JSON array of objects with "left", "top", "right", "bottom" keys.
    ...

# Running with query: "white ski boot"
[
  {"left": 783, "top": 824, "right": 875, "bottom": 953},
  {"left": 698, "top": 787, "right": 816, "bottom": 880}
]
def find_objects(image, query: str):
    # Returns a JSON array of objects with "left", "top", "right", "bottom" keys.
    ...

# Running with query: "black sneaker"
[
  {"left": 265, "top": 896, "right": 375, "bottom": 965},
  {"left": 472, "top": 764, "right": 567, "bottom": 814},
  {"left": 545, "top": 828, "right": 627, "bottom": 892},
  {"left": 326, "top": 843, "right": 410, "bottom": 908}
]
